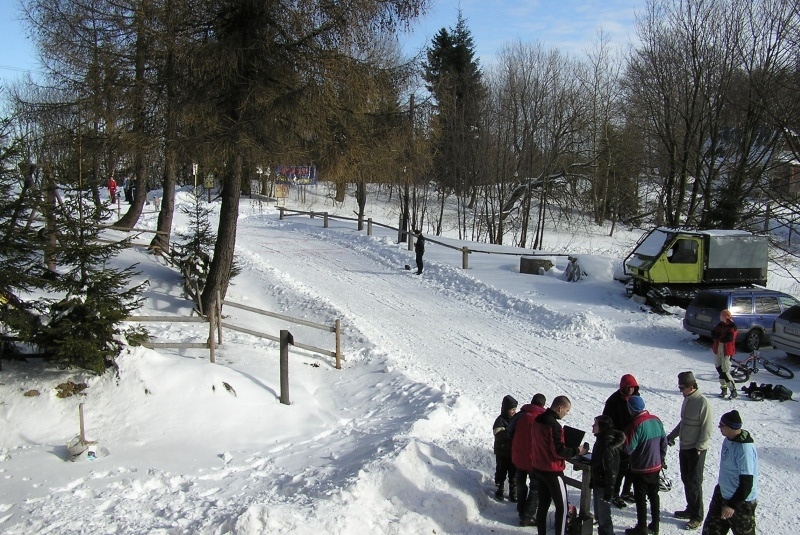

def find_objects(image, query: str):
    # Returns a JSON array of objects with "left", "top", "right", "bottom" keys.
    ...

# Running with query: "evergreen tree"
[
  {"left": 24, "top": 179, "right": 147, "bottom": 375},
  {"left": 423, "top": 12, "right": 486, "bottom": 207}
]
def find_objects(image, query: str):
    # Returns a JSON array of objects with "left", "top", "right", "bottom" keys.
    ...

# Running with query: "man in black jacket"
[
  {"left": 591, "top": 415, "right": 625, "bottom": 535},
  {"left": 414, "top": 229, "right": 425, "bottom": 274},
  {"left": 603, "top": 373, "right": 640, "bottom": 507}
]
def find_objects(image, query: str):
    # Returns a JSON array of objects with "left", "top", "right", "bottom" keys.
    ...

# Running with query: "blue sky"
[{"left": 1, "top": 1, "right": 642, "bottom": 86}]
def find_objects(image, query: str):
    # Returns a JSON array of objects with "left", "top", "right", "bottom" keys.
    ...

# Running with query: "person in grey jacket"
[{"left": 667, "top": 371, "right": 714, "bottom": 531}]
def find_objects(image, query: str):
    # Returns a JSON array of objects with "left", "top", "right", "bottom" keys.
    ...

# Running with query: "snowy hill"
[{"left": 1, "top": 185, "right": 798, "bottom": 534}]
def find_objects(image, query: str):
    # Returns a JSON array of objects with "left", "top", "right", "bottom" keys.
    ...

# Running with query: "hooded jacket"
[
  {"left": 718, "top": 429, "right": 758, "bottom": 506},
  {"left": 492, "top": 395, "right": 517, "bottom": 456},
  {"left": 590, "top": 428, "right": 626, "bottom": 498},
  {"left": 510, "top": 403, "right": 547, "bottom": 471},
  {"left": 603, "top": 374, "right": 640, "bottom": 431}
]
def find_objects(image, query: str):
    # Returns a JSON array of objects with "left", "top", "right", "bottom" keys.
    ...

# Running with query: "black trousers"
[
  {"left": 679, "top": 448, "right": 707, "bottom": 522},
  {"left": 415, "top": 253, "right": 423, "bottom": 274},
  {"left": 631, "top": 471, "right": 660, "bottom": 530},
  {"left": 535, "top": 471, "right": 569, "bottom": 535},
  {"left": 516, "top": 468, "right": 539, "bottom": 520},
  {"left": 494, "top": 453, "right": 516, "bottom": 487}
]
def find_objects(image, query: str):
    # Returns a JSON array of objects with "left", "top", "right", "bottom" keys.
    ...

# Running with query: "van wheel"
[{"left": 744, "top": 329, "right": 762, "bottom": 351}]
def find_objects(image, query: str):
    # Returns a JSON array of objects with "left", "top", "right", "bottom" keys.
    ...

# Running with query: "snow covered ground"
[{"left": 1, "top": 184, "right": 798, "bottom": 534}]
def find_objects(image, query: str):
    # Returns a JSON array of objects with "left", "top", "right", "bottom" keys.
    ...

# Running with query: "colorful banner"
[{"left": 275, "top": 165, "right": 317, "bottom": 185}]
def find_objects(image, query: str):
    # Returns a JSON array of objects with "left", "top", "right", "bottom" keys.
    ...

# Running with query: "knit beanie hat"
[
  {"left": 502, "top": 395, "right": 518, "bottom": 412},
  {"left": 721, "top": 410, "right": 742, "bottom": 430},
  {"left": 627, "top": 395, "right": 646, "bottom": 413},
  {"left": 620, "top": 374, "right": 639, "bottom": 389},
  {"left": 677, "top": 371, "right": 697, "bottom": 388}
]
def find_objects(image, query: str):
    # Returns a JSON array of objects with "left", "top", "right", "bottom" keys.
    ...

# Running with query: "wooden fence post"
[
  {"left": 407, "top": 232, "right": 413, "bottom": 251},
  {"left": 216, "top": 290, "right": 223, "bottom": 345},
  {"left": 335, "top": 319, "right": 342, "bottom": 369},
  {"left": 310, "top": 210, "right": 315, "bottom": 219},
  {"left": 367, "top": 218, "right": 372, "bottom": 236},
  {"left": 462, "top": 247, "right": 470, "bottom": 269},
  {"left": 280, "top": 330, "right": 294, "bottom": 405},
  {"left": 279, "top": 206, "right": 284, "bottom": 220},
  {"left": 208, "top": 310, "right": 216, "bottom": 363},
  {"left": 324, "top": 212, "right": 329, "bottom": 228}
]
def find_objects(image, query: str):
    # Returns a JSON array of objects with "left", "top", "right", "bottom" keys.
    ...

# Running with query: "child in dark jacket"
[
  {"left": 591, "top": 415, "right": 626, "bottom": 535},
  {"left": 493, "top": 394, "right": 518, "bottom": 500}
]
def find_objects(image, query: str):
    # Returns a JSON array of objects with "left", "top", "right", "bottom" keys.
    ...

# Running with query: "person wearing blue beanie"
[{"left": 628, "top": 396, "right": 646, "bottom": 413}]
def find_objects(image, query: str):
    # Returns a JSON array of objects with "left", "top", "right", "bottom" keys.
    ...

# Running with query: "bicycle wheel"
[
  {"left": 730, "top": 363, "right": 751, "bottom": 383},
  {"left": 762, "top": 359, "right": 795, "bottom": 379}
]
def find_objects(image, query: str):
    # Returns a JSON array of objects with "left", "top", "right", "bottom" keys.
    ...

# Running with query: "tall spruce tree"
[{"left": 423, "top": 11, "right": 486, "bottom": 231}]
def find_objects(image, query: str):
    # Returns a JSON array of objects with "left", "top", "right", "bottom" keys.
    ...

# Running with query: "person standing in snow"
[
  {"left": 712, "top": 310, "right": 738, "bottom": 399},
  {"left": 413, "top": 229, "right": 425, "bottom": 275},
  {"left": 509, "top": 393, "right": 547, "bottom": 526},
  {"left": 108, "top": 176, "right": 117, "bottom": 203},
  {"left": 603, "top": 373, "right": 640, "bottom": 507},
  {"left": 667, "top": 371, "right": 714, "bottom": 531},
  {"left": 123, "top": 177, "right": 134, "bottom": 203},
  {"left": 590, "top": 414, "right": 625, "bottom": 535},
  {"left": 623, "top": 396, "right": 667, "bottom": 535},
  {"left": 701, "top": 410, "right": 758, "bottom": 535},
  {"left": 493, "top": 394, "right": 518, "bottom": 501},
  {"left": 530, "top": 395, "right": 588, "bottom": 535}
]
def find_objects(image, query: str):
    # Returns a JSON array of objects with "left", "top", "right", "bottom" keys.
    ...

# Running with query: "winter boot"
[
  {"left": 719, "top": 386, "right": 728, "bottom": 398},
  {"left": 728, "top": 381, "right": 738, "bottom": 398},
  {"left": 495, "top": 483, "right": 504, "bottom": 500}
]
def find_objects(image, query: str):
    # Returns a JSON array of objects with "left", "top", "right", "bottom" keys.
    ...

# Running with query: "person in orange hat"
[{"left": 712, "top": 309, "right": 738, "bottom": 399}]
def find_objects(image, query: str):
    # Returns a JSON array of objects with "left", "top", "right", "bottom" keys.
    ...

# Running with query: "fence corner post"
[
  {"left": 407, "top": 232, "right": 413, "bottom": 251},
  {"left": 462, "top": 246, "right": 470, "bottom": 269},
  {"left": 335, "top": 319, "right": 342, "bottom": 370}
]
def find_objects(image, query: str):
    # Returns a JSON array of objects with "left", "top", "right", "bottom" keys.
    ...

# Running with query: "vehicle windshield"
[{"left": 633, "top": 229, "right": 671, "bottom": 258}]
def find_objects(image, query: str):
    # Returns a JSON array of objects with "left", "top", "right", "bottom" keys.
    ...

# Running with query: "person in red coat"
[
  {"left": 712, "top": 309, "right": 738, "bottom": 399},
  {"left": 530, "top": 396, "right": 588, "bottom": 535},
  {"left": 108, "top": 176, "right": 117, "bottom": 203},
  {"left": 509, "top": 393, "right": 547, "bottom": 526}
]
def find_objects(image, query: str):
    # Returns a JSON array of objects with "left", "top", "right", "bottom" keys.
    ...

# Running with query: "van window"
[
  {"left": 730, "top": 296, "right": 753, "bottom": 315},
  {"left": 780, "top": 296, "right": 799, "bottom": 310},
  {"left": 754, "top": 296, "right": 781, "bottom": 315}
]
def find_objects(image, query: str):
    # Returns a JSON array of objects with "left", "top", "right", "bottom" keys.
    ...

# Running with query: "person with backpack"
[
  {"left": 712, "top": 310, "right": 738, "bottom": 399},
  {"left": 701, "top": 410, "right": 758, "bottom": 535}
]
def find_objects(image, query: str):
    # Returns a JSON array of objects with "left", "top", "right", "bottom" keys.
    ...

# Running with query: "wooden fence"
[
  {"left": 124, "top": 299, "right": 342, "bottom": 369},
  {"left": 277, "top": 206, "right": 568, "bottom": 269}
]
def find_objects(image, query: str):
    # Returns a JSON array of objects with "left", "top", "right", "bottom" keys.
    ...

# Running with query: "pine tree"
[
  {"left": 26, "top": 179, "right": 147, "bottom": 375},
  {"left": 423, "top": 12, "right": 486, "bottom": 200}
]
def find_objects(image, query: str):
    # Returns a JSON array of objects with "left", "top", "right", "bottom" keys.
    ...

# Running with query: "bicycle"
[{"left": 730, "top": 349, "right": 795, "bottom": 383}]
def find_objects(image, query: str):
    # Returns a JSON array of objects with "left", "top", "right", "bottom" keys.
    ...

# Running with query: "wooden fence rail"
[
  {"left": 277, "top": 206, "right": 568, "bottom": 269},
  {"left": 124, "top": 301, "right": 343, "bottom": 369}
]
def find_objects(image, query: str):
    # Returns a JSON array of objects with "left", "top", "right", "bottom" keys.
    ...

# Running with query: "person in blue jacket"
[{"left": 701, "top": 410, "right": 758, "bottom": 535}]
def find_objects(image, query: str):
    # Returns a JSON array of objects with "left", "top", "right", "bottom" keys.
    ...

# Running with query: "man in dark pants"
[
  {"left": 413, "top": 229, "right": 425, "bottom": 274},
  {"left": 667, "top": 371, "right": 714, "bottom": 531},
  {"left": 530, "top": 396, "right": 588, "bottom": 535},
  {"left": 623, "top": 396, "right": 667, "bottom": 535},
  {"left": 509, "top": 393, "right": 547, "bottom": 526}
]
